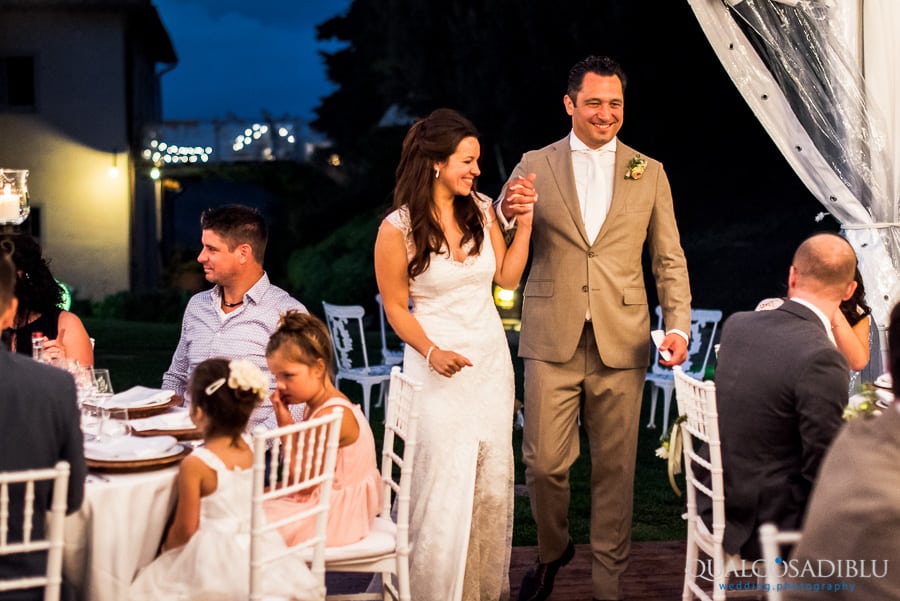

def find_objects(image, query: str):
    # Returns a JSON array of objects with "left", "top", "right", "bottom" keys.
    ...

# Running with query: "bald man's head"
[{"left": 790, "top": 233, "right": 857, "bottom": 301}]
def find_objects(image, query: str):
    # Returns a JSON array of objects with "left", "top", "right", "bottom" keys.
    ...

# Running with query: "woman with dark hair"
[
  {"left": 374, "top": 108, "right": 533, "bottom": 600},
  {"left": 829, "top": 266, "right": 871, "bottom": 371},
  {"left": 756, "top": 265, "right": 871, "bottom": 371},
  {"left": 0, "top": 233, "right": 93, "bottom": 366}
]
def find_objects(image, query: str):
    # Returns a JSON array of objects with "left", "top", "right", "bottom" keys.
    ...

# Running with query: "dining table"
[
  {"left": 63, "top": 385, "right": 198, "bottom": 601},
  {"left": 63, "top": 467, "right": 179, "bottom": 601}
]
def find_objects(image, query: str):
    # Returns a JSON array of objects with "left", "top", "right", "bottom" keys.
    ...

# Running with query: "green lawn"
[
  {"left": 84, "top": 318, "right": 182, "bottom": 392},
  {"left": 84, "top": 317, "right": 687, "bottom": 545}
]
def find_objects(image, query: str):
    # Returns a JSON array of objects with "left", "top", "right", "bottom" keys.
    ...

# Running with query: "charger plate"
[{"left": 133, "top": 425, "right": 203, "bottom": 441}]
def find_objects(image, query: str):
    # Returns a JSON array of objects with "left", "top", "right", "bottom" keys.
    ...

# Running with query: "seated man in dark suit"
[
  {"left": 0, "top": 246, "right": 86, "bottom": 601},
  {"left": 784, "top": 300, "right": 900, "bottom": 600},
  {"left": 703, "top": 232, "right": 857, "bottom": 559}
]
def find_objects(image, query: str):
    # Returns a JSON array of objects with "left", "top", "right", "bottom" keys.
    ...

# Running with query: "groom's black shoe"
[{"left": 517, "top": 539, "right": 576, "bottom": 601}]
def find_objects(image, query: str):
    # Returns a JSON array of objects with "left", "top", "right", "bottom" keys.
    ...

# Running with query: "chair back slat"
[
  {"left": 322, "top": 301, "right": 370, "bottom": 370},
  {"left": 675, "top": 366, "right": 754, "bottom": 601},
  {"left": 759, "top": 523, "right": 803, "bottom": 601},
  {"left": 249, "top": 409, "right": 342, "bottom": 600},
  {"left": 0, "top": 462, "right": 70, "bottom": 601},
  {"left": 322, "top": 300, "right": 394, "bottom": 420},
  {"left": 650, "top": 306, "right": 723, "bottom": 377},
  {"left": 318, "top": 366, "right": 419, "bottom": 601},
  {"left": 382, "top": 366, "right": 420, "bottom": 548}
]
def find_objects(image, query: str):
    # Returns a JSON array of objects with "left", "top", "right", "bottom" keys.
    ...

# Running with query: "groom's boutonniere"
[{"left": 625, "top": 154, "right": 648, "bottom": 180}]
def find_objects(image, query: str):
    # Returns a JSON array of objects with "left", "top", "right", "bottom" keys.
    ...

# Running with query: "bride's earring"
[{"left": 434, "top": 168, "right": 440, "bottom": 179}]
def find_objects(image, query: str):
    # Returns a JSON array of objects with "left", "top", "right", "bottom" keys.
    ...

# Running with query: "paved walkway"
[{"left": 326, "top": 540, "right": 689, "bottom": 600}]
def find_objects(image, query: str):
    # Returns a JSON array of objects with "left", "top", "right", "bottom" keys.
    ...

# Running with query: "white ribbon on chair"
[{"left": 667, "top": 418, "right": 685, "bottom": 497}]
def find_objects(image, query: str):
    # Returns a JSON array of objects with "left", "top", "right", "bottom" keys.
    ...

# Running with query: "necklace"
[{"left": 220, "top": 286, "right": 244, "bottom": 308}]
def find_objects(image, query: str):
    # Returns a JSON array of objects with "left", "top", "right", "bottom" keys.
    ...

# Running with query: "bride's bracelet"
[{"left": 425, "top": 345, "right": 438, "bottom": 372}]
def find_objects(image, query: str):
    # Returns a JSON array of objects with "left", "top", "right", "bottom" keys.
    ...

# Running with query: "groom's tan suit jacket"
[{"left": 513, "top": 137, "right": 692, "bottom": 366}]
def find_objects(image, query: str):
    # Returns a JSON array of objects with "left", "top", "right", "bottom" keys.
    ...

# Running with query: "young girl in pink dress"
[
  {"left": 264, "top": 310, "right": 383, "bottom": 546},
  {"left": 129, "top": 358, "right": 321, "bottom": 601}
]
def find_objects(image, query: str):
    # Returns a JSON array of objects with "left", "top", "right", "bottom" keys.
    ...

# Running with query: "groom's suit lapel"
[
  {"left": 544, "top": 139, "right": 590, "bottom": 246},
  {"left": 592, "top": 141, "right": 633, "bottom": 248}
]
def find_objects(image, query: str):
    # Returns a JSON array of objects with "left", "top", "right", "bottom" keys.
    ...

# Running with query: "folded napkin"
[
  {"left": 130, "top": 407, "right": 195, "bottom": 432},
  {"left": 107, "top": 386, "right": 174, "bottom": 409},
  {"left": 84, "top": 435, "right": 178, "bottom": 460}
]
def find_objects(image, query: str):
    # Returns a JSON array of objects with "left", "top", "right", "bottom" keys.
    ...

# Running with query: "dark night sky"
[{"left": 153, "top": 0, "right": 350, "bottom": 122}]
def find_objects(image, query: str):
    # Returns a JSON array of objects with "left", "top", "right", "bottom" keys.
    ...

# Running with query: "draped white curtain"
[{"left": 687, "top": 0, "right": 900, "bottom": 372}]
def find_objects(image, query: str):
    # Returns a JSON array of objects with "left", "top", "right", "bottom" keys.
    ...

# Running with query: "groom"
[{"left": 499, "top": 55, "right": 691, "bottom": 601}]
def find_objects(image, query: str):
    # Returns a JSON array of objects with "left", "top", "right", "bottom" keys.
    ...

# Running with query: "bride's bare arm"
[
  {"left": 490, "top": 198, "right": 532, "bottom": 290},
  {"left": 374, "top": 219, "right": 471, "bottom": 376}
]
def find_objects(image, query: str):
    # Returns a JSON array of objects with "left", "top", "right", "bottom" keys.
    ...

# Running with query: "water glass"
[
  {"left": 81, "top": 403, "right": 101, "bottom": 441},
  {"left": 92, "top": 392, "right": 115, "bottom": 442},
  {"left": 100, "top": 406, "right": 131, "bottom": 439}
]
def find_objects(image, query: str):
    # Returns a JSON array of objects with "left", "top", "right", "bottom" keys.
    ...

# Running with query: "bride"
[{"left": 374, "top": 108, "right": 533, "bottom": 600}]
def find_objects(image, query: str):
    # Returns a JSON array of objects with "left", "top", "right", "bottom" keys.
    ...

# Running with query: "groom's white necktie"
[{"left": 573, "top": 147, "right": 614, "bottom": 243}]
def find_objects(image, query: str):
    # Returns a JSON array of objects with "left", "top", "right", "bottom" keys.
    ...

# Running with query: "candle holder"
[{"left": 0, "top": 168, "right": 30, "bottom": 227}]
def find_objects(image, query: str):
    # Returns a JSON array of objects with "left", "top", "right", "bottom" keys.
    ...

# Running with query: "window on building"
[{"left": 0, "top": 56, "right": 36, "bottom": 109}]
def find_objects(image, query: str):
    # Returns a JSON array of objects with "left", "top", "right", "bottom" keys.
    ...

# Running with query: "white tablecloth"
[{"left": 63, "top": 467, "right": 178, "bottom": 601}]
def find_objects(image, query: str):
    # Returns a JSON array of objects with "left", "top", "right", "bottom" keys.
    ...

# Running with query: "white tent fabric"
[{"left": 687, "top": 0, "right": 900, "bottom": 374}]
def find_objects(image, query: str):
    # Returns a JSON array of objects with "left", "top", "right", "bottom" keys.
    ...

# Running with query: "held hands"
[
  {"left": 427, "top": 346, "right": 473, "bottom": 378},
  {"left": 501, "top": 173, "right": 537, "bottom": 227},
  {"left": 658, "top": 333, "right": 688, "bottom": 367}
]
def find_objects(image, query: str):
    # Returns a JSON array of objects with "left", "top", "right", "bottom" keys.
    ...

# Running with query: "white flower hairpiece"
[
  {"left": 204, "top": 359, "right": 269, "bottom": 401},
  {"left": 228, "top": 359, "right": 269, "bottom": 399}
]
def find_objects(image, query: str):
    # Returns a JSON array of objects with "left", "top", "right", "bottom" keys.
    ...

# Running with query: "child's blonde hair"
[{"left": 266, "top": 310, "right": 335, "bottom": 379}]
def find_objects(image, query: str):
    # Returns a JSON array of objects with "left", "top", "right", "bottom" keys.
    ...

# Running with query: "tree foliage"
[
  {"left": 311, "top": 0, "right": 733, "bottom": 195},
  {"left": 308, "top": 0, "right": 828, "bottom": 315}
]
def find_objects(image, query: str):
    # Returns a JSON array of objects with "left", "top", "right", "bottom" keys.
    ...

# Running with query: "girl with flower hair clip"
[
  {"left": 130, "top": 357, "right": 320, "bottom": 600},
  {"left": 263, "top": 309, "right": 383, "bottom": 547}
]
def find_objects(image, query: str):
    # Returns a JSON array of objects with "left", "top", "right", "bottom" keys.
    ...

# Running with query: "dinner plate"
[
  {"left": 84, "top": 435, "right": 180, "bottom": 461},
  {"left": 86, "top": 445, "right": 190, "bottom": 473},
  {"left": 875, "top": 373, "right": 893, "bottom": 390}
]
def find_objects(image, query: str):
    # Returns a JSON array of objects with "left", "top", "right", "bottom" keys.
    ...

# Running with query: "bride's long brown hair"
[{"left": 393, "top": 108, "right": 485, "bottom": 279}]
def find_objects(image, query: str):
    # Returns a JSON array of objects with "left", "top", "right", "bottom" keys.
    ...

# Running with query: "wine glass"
[{"left": 70, "top": 364, "right": 98, "bottom": 440}]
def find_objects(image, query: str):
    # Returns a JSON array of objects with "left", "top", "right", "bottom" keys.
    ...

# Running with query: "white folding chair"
[
  {"left": 322, "top": 301, "right": 393, "bottom": 420},
  {"left": 0, "top": 461, "right": 70, "bottom": 601},
  {"left": 250, "top": 409, "right": 343, "bottom": 601},
  {"left": 758, "top": 523, "right": 802, "bottom": 601},
  {"left": 674, "top": 367, "right": 754, "bottom": 601},
  {"left": 375, "top": 294, "right": 405, "bottom": 367},
  {"left": 646, "top": 306, "right": 723, "bottom": 431},
  {"left": 321, "top": 366, "right": 419, "bottom": 601}
]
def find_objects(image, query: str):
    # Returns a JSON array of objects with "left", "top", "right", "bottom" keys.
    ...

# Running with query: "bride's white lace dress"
[{"left": 385, "top": 196, "right": 514, "bottom": 601}]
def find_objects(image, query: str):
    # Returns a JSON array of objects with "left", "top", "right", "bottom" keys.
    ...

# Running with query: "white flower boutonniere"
[{"left": 625, "top": 154, "right": 648, "bottom": 180}]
